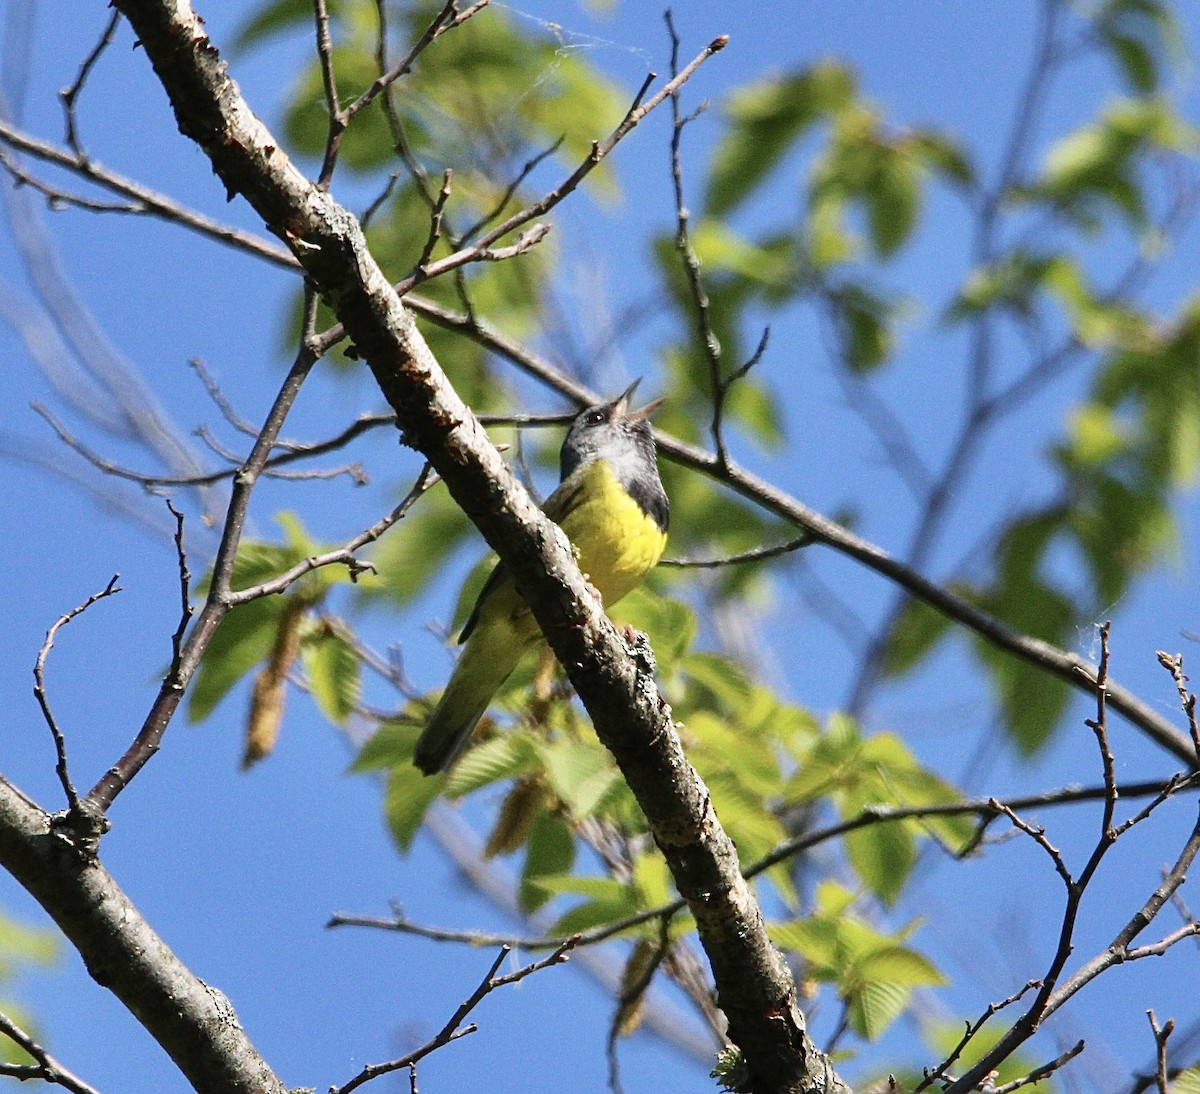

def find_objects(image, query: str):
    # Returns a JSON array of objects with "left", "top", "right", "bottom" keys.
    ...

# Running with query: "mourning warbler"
[{"left": 413, "top": 380, "right": 669, "bottom": 775}]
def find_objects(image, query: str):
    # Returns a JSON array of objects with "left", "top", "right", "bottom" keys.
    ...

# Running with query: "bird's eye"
[{"left": 584, "top": 409, "right": 606, "bottom": 425}]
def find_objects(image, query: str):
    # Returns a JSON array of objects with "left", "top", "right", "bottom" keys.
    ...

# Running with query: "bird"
[{"left": 413, "top": 380, "right": 669, "bottom": 775}]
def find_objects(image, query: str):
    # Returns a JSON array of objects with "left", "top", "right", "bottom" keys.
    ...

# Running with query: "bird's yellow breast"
[{"left": 557, "top": 459, "right": 668, "bottom": 608}]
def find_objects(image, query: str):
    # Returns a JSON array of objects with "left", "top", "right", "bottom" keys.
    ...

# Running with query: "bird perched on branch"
[{"left": 413, "top": 381, "right": 669, "bottom": 775}]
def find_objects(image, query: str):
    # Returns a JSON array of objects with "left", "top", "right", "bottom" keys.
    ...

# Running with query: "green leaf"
[
  {"left": 443, "top": 731, "right": 538, "bottom": 797},
  {"left": 540, "top": 738, "right": 620, "bottom": 820},
  {"left": 188, "top": 598, "right": 283, "bottom": 723},
  {"left": 519, "top": 813, "right": 576, "bottom": 914},
  {"left": 882, "top": 596, "right": 953, "bottom": 677},
  {"left": 856, "top": 946, "right": 945, "bottom": 987},
  {"left": 302, "top": 628, "right": 360, "bottom": 726},
  {"left": 548, "top": 892, "right": 640, "bottom": 936},
  {"left": 828, "top": 282, "right": 896, "bottom": 371},
  {"left": 234, "top": 0, "right": 317, "bottom": 49},
  {"left": 865, "top": 155, "right": 920, "bottom": 257},
  {"left": 383, "top": 762, "right": 442, "bottom": 852},
  {"left": 844, "top": 819, "right": 914, "bottom": 907},
  {"left": 351, "top": 719, "right": 419, "bottom": 772},
  {"left": 707, "top": 61, "right": 855, "bottom": 216},
  {"left": 1171, "top": 1067, "right": 1200, "bottom": 1094},
  {"left": 848, "top": 979, "right": 909, "bottom": 1040},
  {"left": 369, "top": 490, "right": 471, "bottom": 608}
]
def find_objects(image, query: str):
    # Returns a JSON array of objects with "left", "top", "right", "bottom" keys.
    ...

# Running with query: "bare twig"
[
  {"left": 395, "top": 222, "right": 552, "bottom": 293},
  {"left": 33, "top": 575, "right": 122, "bottom": 809},
  {"left": 225, "top": 463, "right": 439, "bottom": 604},
  {"left": 946, "top": 803, "right": 1200, "bottom": 1094},
  {"left": 84, "top": 290, "right": 324, "bottom": 812},
  {"left": 916, "top": 981, "right": 1042, "bottom": 1093},
  {"left": 0, "top": 1008, "right": 103, "bottom": 1094},
  {"left": 0, "top": 118, "right": 297, "bottom": 269},
  {"left": 398, "top": 32, "right": 728, "bottom": 293},
  {"left": 1157, "top": 650, "right": 1200, "bottom": 761},
  {"left": 332, "top": 775, "right": 1198, "bottom": 954},
  {"left": 1086, "top": 621, "right": 1117, "bottom": 837},
  {"left": 164, "top": 499, "right": 193, "bottom": 674},
  {"left": 660, "top": 534, "right": 814, "bottom": 569},
  {"left": 1147, "top": 1010, "right": 1175, "bottom": 1094},
  {"left": 331, "top": 939, "right": 577, "bottom": 1094},
  {"left": 989, "top": 1039, "right": 1085, "bottom": 1094},
  {"left": 60, "top": 10, "right": 121, "bottom": 154}
]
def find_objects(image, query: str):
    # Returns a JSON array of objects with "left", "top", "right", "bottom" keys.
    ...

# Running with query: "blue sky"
[{"left": 2, "top": 2, "right": 1199, "bottom": 1092}]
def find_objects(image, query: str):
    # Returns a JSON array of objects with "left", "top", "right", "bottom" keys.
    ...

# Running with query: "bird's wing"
[{"left": 456, "top": 467, "right": 589, "bottom": 644}]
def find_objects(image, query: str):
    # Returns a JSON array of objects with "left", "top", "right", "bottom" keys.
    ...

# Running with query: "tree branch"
[
  {"left": 0, "top": 777, "right": 288, "bottom": 1094},
  {"left": 82, "top": 4, "right": 825, "bottom": 1091}
]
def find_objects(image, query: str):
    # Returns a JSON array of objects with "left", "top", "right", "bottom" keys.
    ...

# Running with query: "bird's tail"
[{"left": 413, "top": 626, "right": 525, "bottom": 775}]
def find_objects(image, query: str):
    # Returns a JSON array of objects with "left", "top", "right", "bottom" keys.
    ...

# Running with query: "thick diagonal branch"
[
  {"left": 82, "top": 3, "right": 835, "bottom": 1091},
  {"left": 0, "top": 778, "right": 287, "bottom": 1094}
]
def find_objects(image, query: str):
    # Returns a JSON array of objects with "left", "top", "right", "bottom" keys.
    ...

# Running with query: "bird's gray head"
[{"left": 559, "top": 379, "right": 663, "bottom": 482}]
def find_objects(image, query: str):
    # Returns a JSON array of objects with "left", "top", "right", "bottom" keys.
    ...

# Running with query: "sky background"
[{"left": 2, "top": 1, "right": 1200, "bottom": 1092}]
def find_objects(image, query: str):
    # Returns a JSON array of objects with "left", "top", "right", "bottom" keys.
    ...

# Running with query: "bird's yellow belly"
[{"left": 558, "top": 460, "right": 667, "bottom": 608}]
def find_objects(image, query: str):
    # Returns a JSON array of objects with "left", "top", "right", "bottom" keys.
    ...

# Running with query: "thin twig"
[
  {"left": 1157, "top": 650, "right": 1200, "bottom": 761},
  {"left": 33, "top": 575, "right": 122, "bottom": 809},
  {"left": 1148, "top": 1010, "right": 1175, "bottom": 1094},
  {"left": 915, "top": 981, "right": 1042, "bottom": 1093},
  {"left": 331, "top": 775, "right": 1198, "bottom": 954},
  {"left": 0, "top": 1009, "right": 103, "bottom": 1094},
  {"left": 660, "top": 534, "right": 814, "bottom": 569},
  {"left": 331, "top": 938, "right": 577, "bottom": 1094},
  {"left": 164, "top": 499, "right": 192, "bottom": 674},
  {"left": 0, "top": 118, "right": 297, "bottom": 269},
  {"left": 84, "top": 291, "right": 324, "bottom": 812},
  {"left": 989, "top": 1039, "right": 1085, "bottom": 1094},
  {"left": 225, "top": 463, "right": 439, "bottom": 604},
  {"left": 1086, "top": 621, "right": 1117, "bottom": 838},
  {"left": 60, "top": 10, "right": 121, "bottom": 154}
]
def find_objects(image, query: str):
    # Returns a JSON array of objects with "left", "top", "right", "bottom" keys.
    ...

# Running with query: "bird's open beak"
[{"left": 613, "top": 378, "right": 664, "bottom": 421}]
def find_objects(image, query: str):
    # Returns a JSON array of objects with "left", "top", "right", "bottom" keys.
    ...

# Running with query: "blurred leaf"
[
  {"left": 443, "top": 731, "right": 539, "bottom": 797},
  {"left": 0, "top": 916, "right": 58, "bottom": 980},
  {"left": 707, "top": 61, "right": 855, "bottom": 216},
  {"left": 548, "top": 891, "right": 640, "bottom": 936},
  {"left": 827, "top": 281, "right": 896, "bottom": 370},
  {"left": 302, "top": 625, "right": 360, "bottom": 726},
  {"left": 848, "top": 979, "right": 909, "bottom": 1041},
  {"left": 384, "top": 762, "right": 442, "bottom": 852},
  {"left": 856, "top": 945, "right": 945, "bottom": 987},
  {"left": 1171, "top": 1067, "right": 1200, "bottom": 1094},
  {"left": 235, "top": 0, "right": 321, "bottom": 48},
  {"left": 369, "top": 489, "right": 472, "bottom": 608},
  {"left": 351, "top": 720, "right": 418, "bottom": 772},
  {"left": 540, "top": 737, "right": 620, "bottom": 820},
  {"left": 188, "top": 597, "right": 284, "bottom": 723},
  {"left": 882, "top": 596, "right": 953, "bottom": 677},
  {"left": 844, "top": 821, "right": 914, "bottom": 907},
  {"left": 519, "top": 813, "right": 575, "bottom": 914},
  {"left": 484, "top": 777, "right": 547, "bottom": 858}
]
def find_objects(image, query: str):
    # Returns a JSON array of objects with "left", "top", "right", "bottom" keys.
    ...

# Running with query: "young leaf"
[
  {"left": 384, "top": 763, "right": 442, "bottom": 853},
  {"left": 707, "top": 61, "right": 855, "bottom": 216},
  {"left": 519, "top": 813, "right": 575, "bottom": 915},
  {"left": 302, "top": 626, "right": 361, "bottom": 727}
]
